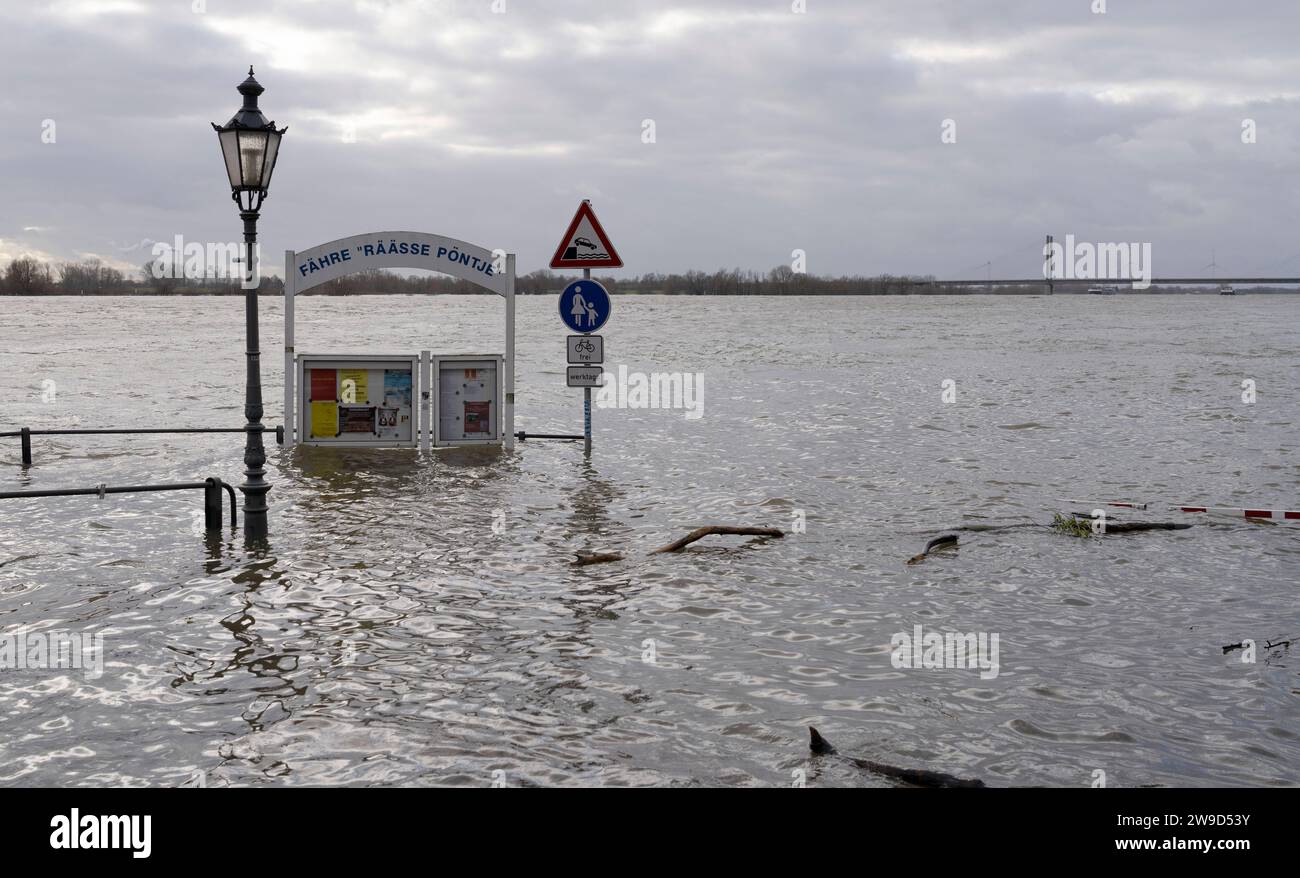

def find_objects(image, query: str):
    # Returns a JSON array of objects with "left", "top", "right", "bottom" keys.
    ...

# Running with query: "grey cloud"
[{"left": 2, "top": 0, "right": 1298, "bottom": 280}]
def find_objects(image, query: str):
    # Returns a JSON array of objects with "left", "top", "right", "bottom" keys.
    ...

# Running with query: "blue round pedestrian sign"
[{"left": 559, "top": 279, "right": 611, "bottom": 333}]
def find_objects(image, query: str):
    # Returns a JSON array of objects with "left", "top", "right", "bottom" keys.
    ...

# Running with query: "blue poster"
[{"left": 383, "top": 369, "right": 412, "bottom": 408}]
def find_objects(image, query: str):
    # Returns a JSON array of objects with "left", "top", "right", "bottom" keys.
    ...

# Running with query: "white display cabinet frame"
[
  {"left": 295, "top": 352, "right": 420, "bottom": 448},
  {"left": 429, "top": 353, "right": 505, "bottom": 448}
]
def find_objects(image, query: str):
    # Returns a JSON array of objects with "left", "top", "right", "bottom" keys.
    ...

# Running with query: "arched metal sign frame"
[{"left": 283, "top": 231, "right": 516, "bottom": 450}]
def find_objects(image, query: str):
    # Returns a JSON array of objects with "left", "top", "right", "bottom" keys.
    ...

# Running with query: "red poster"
[
  {"left": 464, "top": 401, "right": 490, "bottom": 433},
  {"left": 340, "top": 406, "right": 376, "bottom": 433},
  {"left": 310, "top": 369, "right": 337, "bottom": 401}
]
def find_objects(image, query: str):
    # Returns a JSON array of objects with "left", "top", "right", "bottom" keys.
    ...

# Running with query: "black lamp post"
[{"left": 212, "top": 67, "right": 286, "bottom": 536}]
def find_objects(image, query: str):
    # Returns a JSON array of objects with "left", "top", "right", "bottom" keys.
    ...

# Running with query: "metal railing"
[
  {"left": 4, "top": 425, "right": 284, "bottom": 467},
  {"left": 514, "top": 431, "right": 584, "bottom": 441},
  {"left": 0, "top": 477, "right": 237, "bottom": 528}
]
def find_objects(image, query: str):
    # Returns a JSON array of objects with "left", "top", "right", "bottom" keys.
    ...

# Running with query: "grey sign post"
[
  {"left": 583, "top": 270, "right": 592, "bottom": 452},
  {"left": 553, "top": 203, "right": 618, "bottom": 454},
  {"left": 558, "top": 271, "right": 611, "bottom": 453}
]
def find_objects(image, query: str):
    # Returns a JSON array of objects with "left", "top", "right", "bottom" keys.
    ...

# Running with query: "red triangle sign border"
[{"left": 549, "top": 201, "right": 623, "bottom": 269}]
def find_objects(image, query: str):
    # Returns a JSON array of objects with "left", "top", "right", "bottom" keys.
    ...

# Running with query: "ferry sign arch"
[{"left": 282, "top": 231, "right": 516, "bottom": 450}]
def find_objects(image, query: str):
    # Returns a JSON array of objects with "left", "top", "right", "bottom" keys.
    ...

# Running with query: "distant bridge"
[
  {"left": 933, "top": 234, "right": 1300, "bottom": 289},
  {"left": 911, "top": 277, "right": 1300, "bottom": 287}
]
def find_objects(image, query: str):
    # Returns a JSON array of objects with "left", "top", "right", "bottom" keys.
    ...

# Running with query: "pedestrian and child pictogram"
[{"left": 558, "top": 279, "right": 612, "bottom": 333}]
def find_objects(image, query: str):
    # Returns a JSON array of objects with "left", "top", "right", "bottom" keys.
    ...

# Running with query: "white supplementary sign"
[
  {"left": 567, "top": 334, "right": 604, "bottom": 364},
  {"left": 293, "top": 231, "right": 507, "bottom": 296},
  {"left": 567, "top": 366, "right": 604, "bottom": 387}
]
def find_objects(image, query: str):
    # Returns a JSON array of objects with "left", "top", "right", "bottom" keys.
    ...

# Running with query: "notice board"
[
  {"left": 434, "top": 355, "right": 502, "bottom": 446},
  {"left": 297, "top": 354, "right": 418, "bottom": 447}
]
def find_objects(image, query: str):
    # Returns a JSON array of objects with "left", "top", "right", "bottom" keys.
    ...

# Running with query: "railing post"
[
  {"left": 20, "top": 427, "right": 31, "bottom": 467},
  {"left": 276, "top": 425, "right": 284, "bottom": 445},
  {"left": 420, "top": 350, "right": 432, "bottom": 452},
  {"left": 204, "top": 477, "right": 224, "bottom": 531}
]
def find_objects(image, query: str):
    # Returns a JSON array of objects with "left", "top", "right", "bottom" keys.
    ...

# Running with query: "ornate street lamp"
[{"left": 212, "top": 67, "right": 286, "bottom": 535}]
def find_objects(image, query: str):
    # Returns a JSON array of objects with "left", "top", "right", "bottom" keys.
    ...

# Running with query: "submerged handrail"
[
  {"left": 5, "top": 425, "right": 284, "bottom": 467},
  {"left": 514, "top": 431, "right": 584, "bottom": 441},
  {"left": 0, "top": 477, "right": 237, "bottom": 528}
]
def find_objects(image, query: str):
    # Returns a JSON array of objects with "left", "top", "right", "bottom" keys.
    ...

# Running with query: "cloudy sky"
[{"left": 2, "top": 0, "right": 1298, "bottom": 280}]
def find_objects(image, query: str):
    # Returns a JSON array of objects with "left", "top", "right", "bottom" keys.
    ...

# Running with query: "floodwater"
[{"left": 1, "top": 294, "right": 1296, "bottom": 787}]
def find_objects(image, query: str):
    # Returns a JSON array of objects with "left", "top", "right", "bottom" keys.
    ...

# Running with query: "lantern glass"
[
  {"left": 260, "top": 128, "right": 282, "bottom": 189},
  {"left": 218, "top": 129, "right": 242, "bottom": 189},
  {"left": 236, "top": 129, "right": 269, "bottom": 190},
  {"left": 214, "top": 69, "right": 285, "bottom": 197},
  {"left": 217, "top": 128, "right": 283, "bottom": 191}
]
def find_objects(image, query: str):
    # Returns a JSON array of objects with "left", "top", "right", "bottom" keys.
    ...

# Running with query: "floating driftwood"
[
  {"left": 650, "top": 525, "right": 784, "bottom": 554},
  {"left": 1222, "top": 635, "right": 1296, "bottom": 655},
  {"left": 1051, "top": 512, "right": 1094, "bottom": 537},
  {"left": 906, "top": 534, "right": 958, "bottom": 565},
  {"left": 906, "top": 516, "right": 1195, "bottom": 563},
  {"left": 1054, "top": 512, "right": 1192, "bottom": 535},
  {"left": 1100, "top": 521, "right": 1193, "bottom": 533},
  {"left": 571, "top": 552, "right": 625, "bottom": 567},
  {"left": 572, "top": 525, "right": 784, "bottom": 566},
  {"left": 809, "top": 727, "right": 986, "bottom": 789}
]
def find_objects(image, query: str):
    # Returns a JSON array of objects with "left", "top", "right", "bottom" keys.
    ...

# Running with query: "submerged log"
[
  {"left": 649, "top": 525, "right": 785, "bottom": 554},
  {"left": 1056, "top": 512, "right": 1193, "bottom": 535},
  {"left": 809, "top": 727, "right": 986, "bottom": 789},
  {"left": 572, "top": 525, "right": 785, "bottom": 567},
  {"left": 1223, "top": 635, "right": 1296, "bottom": 654},
  {"left": 571, "top": 552, "right": 625, "bottom": 567},
  {"left": 906, "top": 534, "right": 958, "bottom": 565},
  {"left": 1098, "top": 522, "right": 1192, "bottom": 533},
  {"left": 909, "top": 519, "right": 1193, "bottom": 563}
]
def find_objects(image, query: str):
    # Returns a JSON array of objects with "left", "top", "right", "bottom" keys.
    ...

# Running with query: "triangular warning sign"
[{"left": 549, "top": 201, "right": 623, "bottom": 269}]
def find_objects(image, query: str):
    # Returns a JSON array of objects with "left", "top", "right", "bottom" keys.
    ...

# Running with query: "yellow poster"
[
  {"left": 340, "top": 369, "right": 369, "bottom": 404},
  {"left": 310, "top": 401, "right": 338, "bottom": 438}
]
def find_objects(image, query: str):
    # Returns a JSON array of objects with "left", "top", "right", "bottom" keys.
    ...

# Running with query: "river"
[{"left": 1, "top": 293, "right": 1295, "bottom": 786}]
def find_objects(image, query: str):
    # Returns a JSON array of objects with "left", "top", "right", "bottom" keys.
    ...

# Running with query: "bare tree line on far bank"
[
  {"left": 0, "top": 256, "right": 963, "bottom": 296},
  {"left": 3, "top": 256, "right": 1296, "bottom": 296},
  {"left": 307, "top": 265, "right": 948, "bottom": 296},
  {"left": 0, "top": 256, "right": 284, "bottom": 296}
]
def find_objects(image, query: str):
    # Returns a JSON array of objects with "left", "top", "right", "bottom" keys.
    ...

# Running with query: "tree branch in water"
[{"left": 572, "top": 525, "right": 784, "bottom": 566}]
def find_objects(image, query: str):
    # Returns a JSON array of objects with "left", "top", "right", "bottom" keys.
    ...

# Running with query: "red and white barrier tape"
[{"left": 1169, "top": 506, "right": 1300, "bottom": 520}]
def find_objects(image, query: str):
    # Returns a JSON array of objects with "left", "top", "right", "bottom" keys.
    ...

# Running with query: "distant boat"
[
  {"left": 1218, "top": 285, "right": 1236, "bottom": 295},
  {"left": 1087, "top": 285, "right": 1118, "bottom": 295}
]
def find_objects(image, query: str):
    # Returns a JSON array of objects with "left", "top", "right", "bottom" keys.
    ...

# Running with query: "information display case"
[
  {"left": 433, "top": 355, "right": 503, "bottom": 446},
  {"left": 296, "top": 354, "right": 418, "bottom": 447}
]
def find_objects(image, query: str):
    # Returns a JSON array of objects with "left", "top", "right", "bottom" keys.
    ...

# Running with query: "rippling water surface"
[{"left": 1, "top": 294, "right": 1296, "bottom": 787}]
